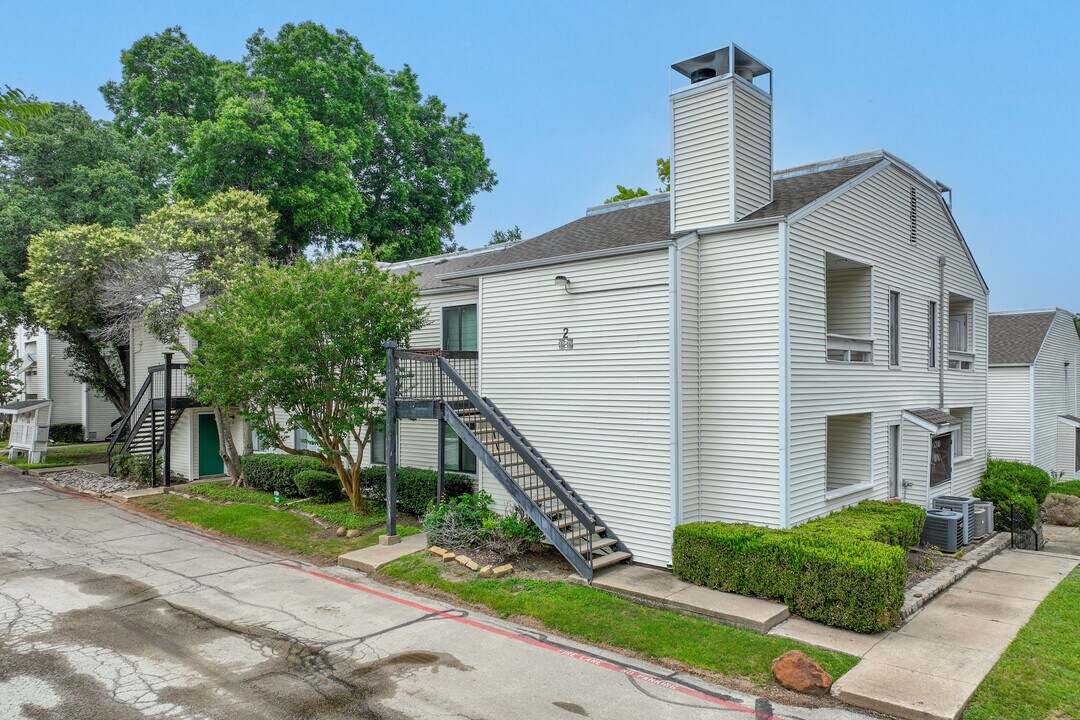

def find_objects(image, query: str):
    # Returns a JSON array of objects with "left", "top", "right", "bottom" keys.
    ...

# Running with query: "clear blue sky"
[{"left": 4, "top": 1, "right": 1078, "bottom": 310}]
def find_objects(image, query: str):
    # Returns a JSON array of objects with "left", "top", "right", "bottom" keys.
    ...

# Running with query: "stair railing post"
[
  {"left": 382, "top": 341, "right": 400, "bottom": 544},
  {"left": 436, "top": 411, "right": 446, "bottom": 508},
  {"left": 163, "top": 353, "right": 173, "bottom": 487},
  {"left": 149, "top": 374, "right": 157, "bottom": 488}
]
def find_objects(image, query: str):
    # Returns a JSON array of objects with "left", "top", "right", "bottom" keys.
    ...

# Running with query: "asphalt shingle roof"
[
  {"left": 989, "top": 312, "right": 1056, "bottom": 366},
  {"left": 906, "top": 408, "right": 962, "bottom": 429},
  {"left": 395, "top": 156, "right": 885, "bottom": 291}
]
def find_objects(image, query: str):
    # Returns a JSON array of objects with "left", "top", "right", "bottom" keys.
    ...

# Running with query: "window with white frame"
[
  {"left": 949, "top": 407, "right": 972, "bottom": 459},
  {"left": 889, "top": 291, "right": 901, "bottom": 366},
  {"left": 948, "top": 294, "right": 974, "bottom": 370},
  {"left": 825, "top": 253, "right": 873, "bottom": 363},
  {"left": 370, "top": 422, "right": 386, "bottom": 465},
  {"left": 928, "top": 300, "right": 938, "bottom": 368}
]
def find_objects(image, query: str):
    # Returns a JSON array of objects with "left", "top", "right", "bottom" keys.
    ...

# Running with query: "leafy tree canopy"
[
  {"left": 487, "top": 226, "right": 522, "bottom": 246},
  {"left": 104, "top": 22, "right": 497, "bottom": 261},
  {"left": 0, "top": 102, "right": 165, "bottom": 324},
  {"left": 603, "top": 156, "right": 671, "bottom": 204},
  {"left": 184, "top": 255, "right": 425, "bottom": 510},
  {"left": 0, "top": 86, "right": 50, "bottom": 139}
]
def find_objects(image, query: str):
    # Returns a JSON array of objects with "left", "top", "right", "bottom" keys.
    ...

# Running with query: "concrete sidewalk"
[{"left": 831, "top": 548, "right": 1079, "bottom": 720}]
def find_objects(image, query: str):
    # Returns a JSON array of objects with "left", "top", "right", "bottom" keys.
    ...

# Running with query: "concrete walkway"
[
  {"left": 338, "top": 532, "right": 429, "bottom": 572},
  {"left": 831, "top": 546, "right": 1079, "bottom": 720}
]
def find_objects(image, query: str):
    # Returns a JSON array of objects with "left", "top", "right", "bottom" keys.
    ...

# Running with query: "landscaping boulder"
[
  {"left": 1041, "top": 493, "right": 1080, "bottom": 527},
  {"left": 336, "top": 526, "right": 348, "bottom": 537},
  {"left": 346, "top": 529, "right": 362, "bottom": 538},
  {"left": 771, "top": 651, "right": 833, "bottom": 695}
]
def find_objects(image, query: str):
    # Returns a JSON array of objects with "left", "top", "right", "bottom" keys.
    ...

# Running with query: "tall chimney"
[{"left": 670, "top": 45, "right": 773, "bottom": 232}]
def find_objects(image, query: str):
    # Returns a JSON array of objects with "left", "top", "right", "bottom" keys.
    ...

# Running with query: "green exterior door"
[{"left": 198, "top": 414, "right": 224, "bottom": 476}]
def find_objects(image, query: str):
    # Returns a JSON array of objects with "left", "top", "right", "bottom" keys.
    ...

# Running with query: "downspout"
[
  {"left": 938, "top": 255, "right": 947, "bottom": 409},
  {"left": 668, "top": 244, "right": 682, "bottom": 533},
  {"left": 778, "top": 221, "right": 791, "bottom": 528}
]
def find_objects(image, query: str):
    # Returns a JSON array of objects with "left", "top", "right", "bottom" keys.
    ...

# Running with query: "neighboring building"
[
  {"left": 116, "top": 45, "right": 990, "bottom": 573},
  {"left": 10, "top": 325, "right": 118, "bottom": 441},
  {"left": 988, "top": 309, "right": 1080, "bottom": 479}
]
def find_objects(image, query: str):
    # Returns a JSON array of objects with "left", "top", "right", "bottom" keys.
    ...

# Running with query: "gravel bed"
[{"left": 46, "top": 469, "right": 143, "bottom": 495}]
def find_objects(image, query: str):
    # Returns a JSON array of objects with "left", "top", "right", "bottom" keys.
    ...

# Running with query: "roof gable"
[{"left": 989, "top": 311, "right": 1057, "bottom": 365}]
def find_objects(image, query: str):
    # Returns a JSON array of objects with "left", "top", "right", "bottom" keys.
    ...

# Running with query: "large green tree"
[
  {"left": 603, "top": 157, "right": 671, "bottom": 204},
  {"left": 0, "top": 102, "right": 165, "bottom": 324},
  {"left": 0, "top": 86, "right": 50, "bottom": 139},
  {"left": 185, "top": 256, "right": 425, "bottom": 506},
  {"left": 105, "top": 22, "right": 496, "bottom": 261}
]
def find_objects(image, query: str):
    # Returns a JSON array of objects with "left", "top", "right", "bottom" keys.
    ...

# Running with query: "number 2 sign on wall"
[{"left": 558, "top": 327, "right": 574, "bottom": 351}]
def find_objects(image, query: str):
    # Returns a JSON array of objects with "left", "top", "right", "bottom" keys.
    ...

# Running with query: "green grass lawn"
[
  {"left": 184, "top": 481, "right": 387, "bottom": 530},
  {"left": 964, "top": 567, "right": 1080, "bottom": 720},
  {"left": 5, "top": 442, "right": 110, "bottom": 469},
  {"left": 130, "top": 494, "right": 417, "bottom": 560},
  {"left": 379, "top": 554, "right": 859, "bottom": 686}
]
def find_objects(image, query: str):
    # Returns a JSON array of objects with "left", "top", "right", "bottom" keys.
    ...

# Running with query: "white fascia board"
[
  {"left": 1057, "top": 415, "right": 1080, "bottom": 429},
  {"left": 436, "top": 241, "right": 673, "bottom": 283},
  {"left": 786, "top": 160, "right": 890, "bottom": 224}
]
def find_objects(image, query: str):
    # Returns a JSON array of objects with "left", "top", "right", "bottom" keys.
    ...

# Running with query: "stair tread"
[{"left": 589, "top": 551, "right": 632, "bottom": 571}]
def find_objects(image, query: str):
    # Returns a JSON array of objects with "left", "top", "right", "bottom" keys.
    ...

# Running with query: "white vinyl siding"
[
  {"left": 787, "top": 164, "right": 987, "bottom": 521},
  {"left": 678, "top": 240, "right": 701, "bottom": 523},
  {"left": 826, "top": 413, "right": 872, "bottom": 492},
  {"left": 987, "top": 366, "right": 1033, "bottom": 462},
  {"left": 695, "top": 224, "right": 782, "bottom": 526},
  {"left": 1032, "top": 311, "right": 1080, "bottom": 477},
  {"left": 671, "top": 80, "right": 732, "bottom": 231},
  {"left": 1055, "top": 421, "right": 1078, "bottom": 480},
  {"left": 479, "top": 251, "right": 672, "bottom": 567},
  {"left": 732, "top": 82, "right": 773, "bottom": 219}
]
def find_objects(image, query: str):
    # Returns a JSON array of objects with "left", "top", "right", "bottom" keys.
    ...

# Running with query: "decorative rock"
[
  {"left": 429, "top": 545, "right": 448, "bottom": 557},
  {"left": 492, "top": 563, "right": 514, "bottom": 578},
  {"left": 479, "top": 565, "right": 493, "bottom": 577},
  {"left": 336, "top": 527, "right": 348, "bottom": 537},
  {"left": 465, "top": 560, "right": 479, "bottom": 571},
  {"left": 442, "top": 553, "right": 457, "bottom": 562},
  {"left": 346, "top": 529, "right": 362, "bottom": 538},
  {"left": 455, "top": 555, "right": 473, "bottom": 567},
  {"left": 914, "top": 592, "right": 923, "bottom": 598},
  {"left": 770, "top": 650, "right": 833, "bottom": 695},
  {"left": 1043, "top": 493, "right": 1080, "bottom": 527}
]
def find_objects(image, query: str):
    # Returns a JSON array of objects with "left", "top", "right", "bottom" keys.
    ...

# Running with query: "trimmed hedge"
[
  {"left": 672, "top": 500, "right": 924, "bottom": 633},
  {"left": 50, "top": 422, "right": 84, "bottom": 444},
  {"left": 975, "top": 459, "right": 1054, "bottom": 525},
  {"left": 360, "top": 464, "right": 473, "bottom": 516},
  {"left": 238, "top": 453, "right": 327, "bottom": 496},
  {"left": 294, "top": 470, "right": 342, "bottom": 504}
]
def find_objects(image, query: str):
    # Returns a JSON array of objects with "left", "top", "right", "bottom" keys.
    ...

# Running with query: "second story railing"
[
  {"left": 393, "top": 349, "right": 478, "bottom": 402},
  {"left": 826, "top": 333, "right": 874, "bottom": 363}
]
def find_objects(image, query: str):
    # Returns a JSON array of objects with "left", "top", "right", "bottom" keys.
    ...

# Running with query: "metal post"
[
  {"left": 436, "top": 412, "right": 446, "bottom": 507},
  {"left": 382, "top": 341, "right": 400, "bottom": 544},
  {"left": 149, "top": 376, "right": 157, "bottom": 488},
  {"left": 163, "top": 352, "right": 173, "bottom": 487}
]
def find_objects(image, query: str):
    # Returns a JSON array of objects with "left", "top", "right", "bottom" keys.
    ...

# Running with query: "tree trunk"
[
  {"left": 61, "top": 325, "right": 129, "bottom": 415},
  {"left": 213, "top": 408, "right": 243, "bottom": 486},
  {"left": 242, "top": 417, "right": 253, "bottom": 456}
]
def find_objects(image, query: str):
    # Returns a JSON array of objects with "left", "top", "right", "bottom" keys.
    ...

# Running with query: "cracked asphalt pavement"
[{"left": 0, "top": 470, "right": 875, "bottom": 720}]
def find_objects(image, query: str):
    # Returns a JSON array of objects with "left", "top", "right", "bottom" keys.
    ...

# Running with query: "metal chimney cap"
[{"left": 672, "top": 44, "right": 771, "bottom": 89}]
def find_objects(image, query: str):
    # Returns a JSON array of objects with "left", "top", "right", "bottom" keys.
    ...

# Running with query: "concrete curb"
[{"left": 900, "top": 532, "right": 1011, "bottom": 621}]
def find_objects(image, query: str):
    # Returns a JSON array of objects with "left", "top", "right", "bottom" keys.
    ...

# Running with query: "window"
[
  {"left": 443, "top": 426, "right": 477, "bottom": 473},
  {"left": 294, "top": 426, "right": 313, "bottom": 451},
  {"left": 443, "top": 304, "right": 478, "bottom": 351},
  {"left": 909, "top": 187, "right": 918, "bottom": 244},
  {"left": 824, "top": 253, "right": 873, "bottom": 363},
  {"left": 889, "top": 291, "right": 900, "bottom": 366},
  {"left": 826, "top": 413, "right": 872, "bottom": 493},
  {"left": 948, "top": 294, "right": 974, "bottom": 370},
  {"left": 370, "top": 423, "right": 386, "bottom": 465},
  {"left": 250, "top": 429, "right": 266, "bottom": 452},
  {"left": 928, "top": 301, "right": 938, "bottom": 368},
  {"left": 888, "top": 424, "right": 900, "bottom": 498},
  {"left": 949, "top": 407, "right": 972, "bottom": 458},
  {"left": 930, "top": 433, "right": 952, "bottom": 487}
]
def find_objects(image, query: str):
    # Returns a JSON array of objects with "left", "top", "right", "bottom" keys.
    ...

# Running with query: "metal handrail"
[
  {"left": 106, "top": 372, "right": 154, "bottom": 465},
  {"left": 436, "top": 356, "right": 598, "bottom": 536}
]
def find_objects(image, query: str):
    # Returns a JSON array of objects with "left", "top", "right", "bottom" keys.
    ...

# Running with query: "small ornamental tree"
[{"left": 184, "top": 256, "right": 424, "bottom": 509}]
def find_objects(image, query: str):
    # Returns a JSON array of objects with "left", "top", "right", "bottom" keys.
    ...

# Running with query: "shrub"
[
  {"left": 975, "top": 459, "right": 1052, "bottom": 525},
  {"left": 797, "top": 500, "right": 925, "bottom": 548},
  {"left": 114, "top": 453, "right": 162, "bottom": 485},
  {"left": 1051, "top": 480, "right": 1080, "bottom": 499},
  {"left": 238, "top": 453, "right": 326, "bottom": 496},
  {"left": 360, "top": 464, "right": 473, "bottom": 516},
  {"left": 293, "top": 470, "right": 342, "bottom": 504},
  {"left": 49, "top": 422, "right": 84, "bottom": 444},
  {"left": 423, "top": 491, "right": 540, "bottom": 557},
  {"left": 673, "top": 522, "right": 907, "bottom": 633}
]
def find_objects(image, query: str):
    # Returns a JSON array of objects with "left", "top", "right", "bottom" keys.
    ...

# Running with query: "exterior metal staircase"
[
  {"left": 387, "top": 347, "right": 632, "bottom": 580},
  {"left": 107, "top": 357, "right": 194, "bottom": 481}
]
